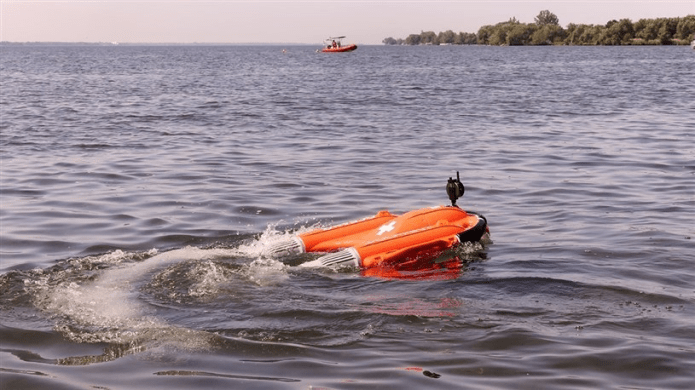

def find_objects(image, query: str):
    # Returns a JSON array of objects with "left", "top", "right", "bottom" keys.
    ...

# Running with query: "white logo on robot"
[{"left": 376, "top": 221, "right": 396, "bottom": 236}]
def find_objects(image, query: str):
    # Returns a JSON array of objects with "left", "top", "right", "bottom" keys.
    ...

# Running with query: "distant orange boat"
[{"left": 321, "top": 36, "right": 357, "bottom": 53}]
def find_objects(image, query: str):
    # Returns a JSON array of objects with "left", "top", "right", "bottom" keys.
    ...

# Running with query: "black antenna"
[{"left": 446, "top": 171, "right": 465, "bottom": 207}]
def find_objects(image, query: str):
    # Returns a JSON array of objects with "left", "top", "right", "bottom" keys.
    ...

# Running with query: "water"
[{"left": 1, "top": 44, "right": 694, "bottom": 389}]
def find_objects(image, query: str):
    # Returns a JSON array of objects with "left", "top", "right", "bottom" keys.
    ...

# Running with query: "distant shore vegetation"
[{"left": 383, "top": 11, "right": 695, "bottom": 46}]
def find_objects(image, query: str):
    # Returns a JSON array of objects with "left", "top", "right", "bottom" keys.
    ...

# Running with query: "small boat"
[
  {"left": 691, "top": 39, "right": 695, "bottom": 49},
  {"left": 321, "top": 36, "right": 357, "bottom": 53},
  {"left": 267, "top": 172, "right": 488, "bottom": 272}
]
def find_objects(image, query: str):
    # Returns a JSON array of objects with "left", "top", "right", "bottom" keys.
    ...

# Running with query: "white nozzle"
[
  {"left": 264, "top": 237, "right": 305, "bottom": 259},
  {"left": 300, "top": 248, "right": 361, "bottom": 268}
]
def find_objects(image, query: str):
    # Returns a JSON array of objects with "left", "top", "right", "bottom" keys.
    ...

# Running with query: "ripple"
[{"left": 1, "top": 45, "right": 694, "bottom": 389}]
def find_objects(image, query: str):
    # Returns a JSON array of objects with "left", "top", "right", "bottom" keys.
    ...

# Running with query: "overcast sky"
[{"left": 2, "top": 0, "right": 694, "bottom": 45}]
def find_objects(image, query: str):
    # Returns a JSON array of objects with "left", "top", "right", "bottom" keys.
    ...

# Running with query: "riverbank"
[{"left": 384, "top": 13, "right": 695, "bottom": 46}]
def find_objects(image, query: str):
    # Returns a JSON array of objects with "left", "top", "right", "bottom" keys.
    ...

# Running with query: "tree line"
[{"left": 383, "top": 11, "right": 695, "bottom": 46}]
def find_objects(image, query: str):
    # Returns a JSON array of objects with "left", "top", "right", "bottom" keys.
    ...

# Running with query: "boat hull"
[
  {"left": 322, "top": 44, "right": 357, "bottom": 53},
  {"left": 266, "top": 206, "right": 488, "bottom": 270}
]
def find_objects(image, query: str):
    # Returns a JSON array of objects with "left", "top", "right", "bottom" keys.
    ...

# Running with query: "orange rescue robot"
[{"left": 267, "top": 172, "right": 488, "bottom": 272}]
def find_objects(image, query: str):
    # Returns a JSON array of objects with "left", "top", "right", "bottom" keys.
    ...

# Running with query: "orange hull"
[
  {"left": 321, "top": 44, "right": 357, "bottom": 53},
  {"left": 267, "top": 206, "right": 487, "bottom": 270}
]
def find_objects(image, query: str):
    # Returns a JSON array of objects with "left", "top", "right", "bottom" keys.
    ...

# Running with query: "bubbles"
[
  {"left": 16, "top": 247, "right": 236, "bottom": 352},
  {"left": 147, "top": 258, "right": 242, "bottom": 303},
  {"left": 456, "top": 239, "right": 488, "bottom": 258},
  {"left": 10, "top": 226, "right": 309, "bottom": 350},
  {"left": 236, "top": 222, "right": 315, "bottom": 259},
  {"left": 245, "top": 258, "right": 289, "bottom": 286},
  {"left": 187, "top": 260, "right": 234, "bottom": 298}
]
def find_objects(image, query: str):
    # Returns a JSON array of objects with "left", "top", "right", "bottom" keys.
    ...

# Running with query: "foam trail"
[
  {"left": 32, "top": 226, "right": 307, "bottom": 349},
  {"left": 41, "top": 247, "right": 242, "bottom": 346}
]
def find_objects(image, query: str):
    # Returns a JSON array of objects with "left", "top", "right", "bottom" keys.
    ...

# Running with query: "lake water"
[{"left": 1, "top": 44, "right": 694, "bottom": 389}]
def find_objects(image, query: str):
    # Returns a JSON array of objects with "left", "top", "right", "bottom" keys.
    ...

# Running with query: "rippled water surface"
[{"left": 1, "top": 45, "right": 694, "bottom": 389}]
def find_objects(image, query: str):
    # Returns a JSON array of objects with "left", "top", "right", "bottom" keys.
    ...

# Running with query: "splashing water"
[{"left": 18, "top": 231, "right": 300, "bottom": 356}]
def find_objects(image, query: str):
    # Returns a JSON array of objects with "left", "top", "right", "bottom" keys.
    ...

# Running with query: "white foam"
[
  {"left": 31, "top": 247, "right": 240, "bottom": 345},
  {"left": 187, "top": 259, "right": 232, "bottom": 297},
  {"left": 244, "top": 257, "right": 289, "bottom": 286},
  {"left": 27, "top": 228, "right": 310, "bottom": 347},
  {"left": 236, "top": 223, "right": 308, "bottom": 258}
]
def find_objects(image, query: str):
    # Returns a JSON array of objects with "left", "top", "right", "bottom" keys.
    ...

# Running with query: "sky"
[{"left": 2, "top": 0, "right": 694, "bottom": 45}]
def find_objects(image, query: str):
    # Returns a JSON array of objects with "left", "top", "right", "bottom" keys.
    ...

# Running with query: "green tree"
[
  {"left": 437, "top": 30, "right": 456, "bottom": 44},
  {"left": 508, "top": 23, "right": 535, "bottom": 45},
  {"left": 476, "top": 25, "right": 494, "bottom": 44},
  {"left": 564, "top": 23, "right": 586, "bottom": 45},
  {"left": 633, "top": 19, "right": 652, "bottom": 43},
  {"left": 387, "top": 13, "right": 694, "bottom": 46},
  {"left": 404, "top": 34, "right": 421, "bottom": 45},
  {"left": 420, "top": 31, "right": 438, "bottom": 44},
  {"left": 488, "top": 30, "right": 506, "bottom": 46},
  {"left": 619, "top": 19, "right": 635, "bottom": 44},
  {"left": 636, "top": 18, "right": 658, "bottom": 41},
  {"left": 604, "top": 18, "right": 634, "bottom": 44},
  {"left": 676, "top": 15, "right": 695, "bottom": 40},
  {"left": 533, "top": 24, "right": 566, "bottom": 44},
  {"left": 458, "top": 32, "right": 478, "bottom": 45},
  {"left": 578, "top": 25, "right": 604, "bottom": 45},
  {"left": 656, "top": 18, "right": 678, "bottom": 44},
  {"left": 535, "top": 10, "right": 559, "bottom": 26},
  {"left": 598, "top": 26, "right": 620, "bottom": 45},
  {"left": 488, "top": 18, "right": 522, "bottom": 45}
]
